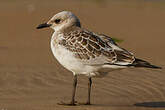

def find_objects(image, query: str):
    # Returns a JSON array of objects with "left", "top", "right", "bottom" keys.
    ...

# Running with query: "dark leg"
[
  {"left": 58, "top": 75, "right": 77, "bottom": 106},
  {"left": 70, "top": 75, "right": 77, "bottom": 105},
  {"left": 86, "top": 77, "right": 92, "bottom": 105}
]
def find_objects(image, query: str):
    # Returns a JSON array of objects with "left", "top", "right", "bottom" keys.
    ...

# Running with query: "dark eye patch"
[{"left": 55, "top": 19, "right": 61, "bottom": 24}]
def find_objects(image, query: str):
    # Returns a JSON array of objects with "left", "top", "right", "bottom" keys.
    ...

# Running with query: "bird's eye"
[{"left": 55, "top": 19, "right": 61, "bottom": 24}]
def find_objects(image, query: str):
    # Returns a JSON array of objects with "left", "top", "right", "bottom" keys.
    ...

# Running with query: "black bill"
[{"left": 36, "top": 23, "right": 51, "bottom": 29}]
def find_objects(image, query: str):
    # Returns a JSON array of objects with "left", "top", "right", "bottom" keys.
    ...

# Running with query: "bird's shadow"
[{"left": 134, "top": 101, "right": 165, "bottom": 108}]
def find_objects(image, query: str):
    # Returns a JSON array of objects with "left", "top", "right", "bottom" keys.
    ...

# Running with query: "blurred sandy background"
[{"left": 0, "top": 0, "right": 165, "bottom": 110}]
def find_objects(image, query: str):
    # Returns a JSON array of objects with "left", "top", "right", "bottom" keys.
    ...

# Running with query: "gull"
[{"left": 36, "top": 11, "right": 161, "bottom": 105}]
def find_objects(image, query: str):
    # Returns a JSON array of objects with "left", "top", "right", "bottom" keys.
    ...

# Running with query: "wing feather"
[{"left": 61, "top": 28, "right": 135, "bottom": 65}]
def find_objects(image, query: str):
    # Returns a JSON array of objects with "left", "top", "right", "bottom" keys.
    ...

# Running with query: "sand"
[{"left": 0, "top": 0, "right": 165, "bottom": 110}]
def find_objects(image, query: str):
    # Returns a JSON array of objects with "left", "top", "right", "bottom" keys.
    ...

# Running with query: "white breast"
[{"left": 50, "top": 33, "right": 95, "bottom": 75}]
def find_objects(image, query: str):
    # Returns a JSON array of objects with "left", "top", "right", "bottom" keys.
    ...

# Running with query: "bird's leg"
[
  {"left": 70, "top": 75, "right": 77, "bottom": 105},
  {"left": 85, "top": 77, "right": 92, "bottom": 105},
  {"left": 58, "top": 75, "right": 77, "bottom": 106}
]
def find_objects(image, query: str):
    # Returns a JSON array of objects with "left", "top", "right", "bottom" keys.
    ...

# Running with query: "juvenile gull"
[{"left": 37, "top": 11, "right": 161, "bottom": 105}]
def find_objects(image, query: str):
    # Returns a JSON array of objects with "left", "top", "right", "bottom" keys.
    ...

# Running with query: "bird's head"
[{"left": 36, "top": 11, "right": 81, "bottom": 32}]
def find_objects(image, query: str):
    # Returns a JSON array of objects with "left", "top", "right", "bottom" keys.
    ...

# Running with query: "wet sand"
[{"left": 0, "top": 0, "right": 165, "bottom": 110}]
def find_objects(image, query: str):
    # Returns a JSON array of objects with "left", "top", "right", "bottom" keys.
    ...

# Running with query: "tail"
[{"left": 130, "top": 58, "right": 162, "bottom": 69}]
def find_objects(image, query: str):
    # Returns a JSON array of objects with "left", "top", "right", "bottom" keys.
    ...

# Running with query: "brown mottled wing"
[
  {"left": 98, "top": 34, "right": 135, "bottom": 65},
  {"left": 61, "top": 29, "right": 116, "bottom": 63},
  {"left": 61, "top": 28, "right": 135, "bottom": 65}
]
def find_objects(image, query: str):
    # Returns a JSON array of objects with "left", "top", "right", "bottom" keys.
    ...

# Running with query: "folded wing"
[{"left": 62, "top": 28, "right": 135, "bottom": 66}]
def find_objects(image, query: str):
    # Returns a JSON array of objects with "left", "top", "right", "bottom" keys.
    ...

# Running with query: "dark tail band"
[{"left": 129, "top": 58, "right": 162, "bottom": 69}]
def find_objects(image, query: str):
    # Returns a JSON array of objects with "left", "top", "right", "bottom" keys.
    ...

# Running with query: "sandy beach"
[{"left": 0, "top": 0, "right": 165, "bottom": 110}]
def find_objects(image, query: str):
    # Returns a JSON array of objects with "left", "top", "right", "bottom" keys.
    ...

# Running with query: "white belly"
[{"left": 51, "top": 41, "right": 95, "bottom": 75}]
